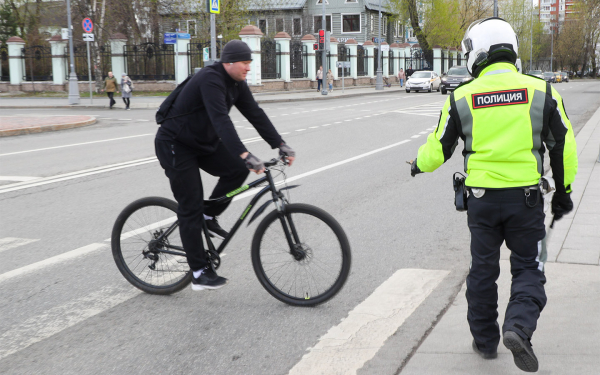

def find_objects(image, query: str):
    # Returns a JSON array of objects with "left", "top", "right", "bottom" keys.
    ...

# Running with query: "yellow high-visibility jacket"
[{"left": 417, "top": 62, "right": 578, "bottom": 193}]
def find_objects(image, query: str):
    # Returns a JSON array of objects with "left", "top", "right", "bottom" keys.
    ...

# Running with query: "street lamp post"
[
  {"left": 66, "top": 0, "right": 80, "bottom": 104},
  {"left": 321, "top": 0, "right": 327, "bottom": 95},
  {"left": 375, "top": 0, "right": 383, "bottom": 90}
]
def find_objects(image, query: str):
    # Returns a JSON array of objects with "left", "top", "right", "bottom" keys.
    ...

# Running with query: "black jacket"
[{"left": 157, "top": 62, "right": 283, "bottom": 156}]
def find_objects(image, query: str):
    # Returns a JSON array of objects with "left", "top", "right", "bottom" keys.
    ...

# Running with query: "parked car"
[
  {"left": 543, "top": 72, "right": 556, "bottom": 83},
  {"left": 527, "top": 70, "right": 544, "bottom": 79},
  {"left": 554, "top": 72, "right": 562, "bottom": 83},
  {"left": 561, "top": 71, "right": 569, "bottom": 82},
  {"left": 440, "top": 65, "right": 472, "bottom": 94},
  {"left": 405, "top": 71, "right": 441, "bottom": 93}
]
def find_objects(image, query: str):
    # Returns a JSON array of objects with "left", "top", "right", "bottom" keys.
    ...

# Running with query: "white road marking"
[
  {"left": 309, "top": 126, "right": 319, "bottom": 129},
  {"left": 322, "top": 124, "right": 331, "bottom": 127},
  {"left": 0, "top": 176, "right": 39, "bottom": 182},
  {"left": 296, "top": 129, "right": 306, "bottom": 132},
  {"left": 0, "top": 134, "right": 155, "bottom": 157},
  {"left": 288, "top": 269, "right": 449, "bottom": 375},
  {"left": 344, "top": 119, "right": 352, "bottom": 122},
  {"left": 411, "top": 135, "right": 421, "bottom": 138},
  {"left": 419, "top": 131, "right": 428, "bottom": 134},
  {"left": 117, "top": 119, "right": 132, "bottom": 121},
  {"left": 0, "top": 243, "right": 106, "bottom": 285},
  {"left": 137, "top": 119, "right": 150, "bottom": 122},
  {"left": 280, "top": 132, "right": 290, "bottom": 135},
  {"left": 334, "top": 122, "right": 342, "bottom": 124},
  {"left": 0, "top": 238, "right": 39, "bottom": 253},
  {"left": 0, "top": 286, "right": 140, "bottom": 360},
  {"left": 363, "top": 116, "right": 371, "bottom": 118}
]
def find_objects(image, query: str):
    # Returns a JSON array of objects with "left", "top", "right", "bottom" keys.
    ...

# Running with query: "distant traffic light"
[
  {"left": 313, "top": 43, "right": 319, "bottom": 51},
  {"left": 318, "top": 29, "right": 325, "bottom": 51}
]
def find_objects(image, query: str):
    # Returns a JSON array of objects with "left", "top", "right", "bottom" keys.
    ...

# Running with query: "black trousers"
[
  {"left": 122, "top": 97, "right": 130, "bottom": 107},
  {"left": 107, "top": 92, "right": 115, "bottom": 106},
  {"left": 466, "top": 189, "right": 547, "bottom": 353},
  {"left": 155, "top": 139, "right": 249, "bottom": 270}
]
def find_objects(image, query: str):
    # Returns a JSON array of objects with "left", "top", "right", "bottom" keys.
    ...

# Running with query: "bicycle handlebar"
[{"left": 264, "top": 155, "right": 287, "bottom": 168}]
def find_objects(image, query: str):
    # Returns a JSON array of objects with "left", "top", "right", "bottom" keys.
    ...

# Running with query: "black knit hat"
[{"left": 221, "top": 40, "right": 253, "bottom": 63}]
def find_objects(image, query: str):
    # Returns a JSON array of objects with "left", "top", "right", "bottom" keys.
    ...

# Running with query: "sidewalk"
[
  {"left": 0, "top": 115, "right": 96, "bottom": 137},
  {"left": 401, "top": 106, "right": 600, "bottom": 374},
  {"left": 0, "top": 85, "right": 403, "bottom": 109}
]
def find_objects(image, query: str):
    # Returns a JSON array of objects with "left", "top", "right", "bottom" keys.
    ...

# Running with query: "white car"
[{"left": 406, "top": 71, "right": 441, "bottom": 93}]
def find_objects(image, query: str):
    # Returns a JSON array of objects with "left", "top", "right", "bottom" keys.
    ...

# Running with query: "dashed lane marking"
[
  {"left": 0, "top": 238, "right": 40, "bottom": 254},
  {"left": 411, "top": 135, "right": 421, "bottom": 138},
  {"left": 0, "top": 176, "right": 38, "bottom": 182},
  {"left": 288, "top": 269, "right": 450, "bottom": 375}
]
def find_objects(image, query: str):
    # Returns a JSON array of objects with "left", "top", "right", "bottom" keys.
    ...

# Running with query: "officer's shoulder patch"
[{"left": 471, "top": 88, "right": 528, "bottom": 109}]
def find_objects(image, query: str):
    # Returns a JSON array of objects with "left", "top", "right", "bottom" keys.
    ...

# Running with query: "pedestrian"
[
  {"left": 101, "top": 71, "right": 118, "bottom": 109},
  {"left": 409, "top": 18, "right": 577, "bottom": 373},
  {"left": 327, "top": 69, "right": 333, "bottom": 92},
  {"left": 316, "top": 66, "right": 323, "bottom": 92},
  {"left": 121, "top": 72, "right": 133, "bottom": 110},
  {"left": 155, "top": 40, "right": 296, "bottom": 291},
  {"left": 398, "top": 68, "right": 405, "bottom": 87}
]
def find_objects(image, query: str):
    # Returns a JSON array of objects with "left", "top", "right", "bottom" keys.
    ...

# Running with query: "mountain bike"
[{"left": 111, "top": 156, "right": 351, "bottom": 306}]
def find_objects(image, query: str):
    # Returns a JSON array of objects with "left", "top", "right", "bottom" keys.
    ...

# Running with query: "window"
[
  {"left": 276, "top": 18, "right": 284, "bottom": 33},
  {"left": 370, "top": 15, "right": 374, "bottom": 32},
  {"left": 313, "top": 15, "right": 332, "bottom": 33},
  {"left": 316, "top": 0, "right": 329, "bottom": 3},
  {"left": 345, "top": 0, "right": 358, "bottom": 2},
  {"left": 259, "top": 19, "right": 267, "bottom": 34},
  {"left": 342, "top": 14, "right": 361, "bottom": 33},
  {"left": 383, "top": 17, "right": 387, "bottom": 35},
  {"left": 293, "top": 18, "right": 302, "bottom": 36},
  {"left": 188, "top": 20, "right": 197, "bottom": 36}
]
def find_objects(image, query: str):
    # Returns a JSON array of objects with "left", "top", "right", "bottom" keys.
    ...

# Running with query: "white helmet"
[{"left": 461, "top": 17, "right": 519, "bottom": 77}]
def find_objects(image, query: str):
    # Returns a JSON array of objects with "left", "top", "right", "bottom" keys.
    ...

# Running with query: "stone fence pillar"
[
  {"left": 48, "top": 34, "right": 67, "bottom": 85},
  {"left": 381, "top": 42, "right": 389, "bottom": 77},
  {"left": 7, "top": 36, "right": 25, "bottom": 85},
  {"left": 346, "top": 39, "right": 358, "bottom": 79},
  {"left": 175, "top": 37, "right": 190, "bottom": 84},
  {"left": 329, "top": 37, "right": 339, "bottom": 80},
  {"left": 433, "top": 46, "right": 442, "bottom": 75},
  {"left": 240, "top": 25, "right": 263, "bottom": 85},
  {"left": 274, "top": 32, "right": 291, "bottom": 82},
  {"left": 109, "top": 33, "right": 127, "bottom": 83},
  {"left": 363, "top": 41, "right": 375, "bottom": 78},
  {"left": 301, "top": 34, "right": 316, "bottom": 81},
  {"left": 390, "top": 43, "right": 400, "bottom": 77}
]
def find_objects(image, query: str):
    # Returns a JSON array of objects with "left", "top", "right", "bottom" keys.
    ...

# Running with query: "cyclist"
[
  {"left": 155, "top": 40, "right": 296, "bottom": 291},
  {"left": 410, "top": 18, "right": 577, "bottom": 372}
]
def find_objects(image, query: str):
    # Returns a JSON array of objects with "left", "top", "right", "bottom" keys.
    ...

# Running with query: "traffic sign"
[
  {"left": 164, "top": 33, "right": 177, "bottom": 44},
  {"left": 208, "top": 0, "right": 220, "bottom": 14},
  {"left": 82, "top": 33, "right": 94, "bottom": 42},
  {"left": 177, "top": 33, "right": 191, "bottom": 40},
  {"left": 203, "top": 47, "right": 210, "bottom": 62},
  {"left": 336, "top": 61, "right": 351, "bottom": 68},
  {"left": 82, "top": 18, "right": 93, "bottom": 33},
  {"left": 61, "top": 28, "right": 69, "bottom": 40},
  {"left": 381, "top": 45, "right": 390, "bottom": 52}
]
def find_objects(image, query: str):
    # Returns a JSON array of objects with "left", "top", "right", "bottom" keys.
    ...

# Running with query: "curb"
[{"left": 0, "top": 117, "right": 97, "bottom": 137}]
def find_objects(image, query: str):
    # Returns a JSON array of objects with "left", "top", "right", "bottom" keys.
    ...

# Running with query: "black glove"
[
  {"left": 552, "top": 192, "right": 573, "bottom": 221},
  {"left": 279, "top": 143, "right": 295, "bottom": 158},
  {"left": 410, "top": 158, "right": 423, "bottom": 177},
  {"left": 244, "top": 153, "right": 264, "bottom": 171}
]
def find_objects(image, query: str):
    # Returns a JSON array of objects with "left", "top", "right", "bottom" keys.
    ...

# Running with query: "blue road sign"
[
  {"left": 177, "top": 33, "right": 191, "bottom": 40},
  {"left": 82, "top": 18, "right": 93, "bottom": 33},
  {"left": 164, "top": 33, "right": 176, "bottom": 44},
  {"left": 210, "top": 0, "right": 220, "bottom": 14}
]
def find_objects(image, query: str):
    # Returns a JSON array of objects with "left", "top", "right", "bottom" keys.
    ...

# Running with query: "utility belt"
[{"left": 452, "top": 173, "right": 556, "bottom": 212}]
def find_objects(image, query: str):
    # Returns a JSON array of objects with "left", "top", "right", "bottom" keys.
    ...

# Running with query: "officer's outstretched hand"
[
  {"left": 242, "top": 152, "right": 265, "bottom": 174},
  {"left": 279, "top": 143, "right": 295, "bottom": 166},
  {"left": 552, "top": 192, "right": 573, "bottom": 221},
  {"left": 407, "top": 158, "right": 423, "bottom": 177}
]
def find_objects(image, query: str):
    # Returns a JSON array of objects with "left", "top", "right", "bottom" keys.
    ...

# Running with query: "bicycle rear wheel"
[
  {"left": 251, "top": 203, "right": 351, "bottom": 306},
  {"left": 111, "top": 197, "right": 192, "bottom": 294}
]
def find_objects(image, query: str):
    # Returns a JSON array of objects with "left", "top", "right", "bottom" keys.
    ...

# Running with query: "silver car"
[{"left": 406, "top": 71, "right": 441, "bottom": 93}]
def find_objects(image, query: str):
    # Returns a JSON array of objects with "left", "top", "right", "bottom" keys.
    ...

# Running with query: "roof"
[
  {"left": 160, "top": 0, "right": 307, "bottom": 14},
  {"left": 247, "top": 0, "right": 307, "bottom": 10},
  {"left": 364, "top": 0, "right": 392, "bottom": 12}
]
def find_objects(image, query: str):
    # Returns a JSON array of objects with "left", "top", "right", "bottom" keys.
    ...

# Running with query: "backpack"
[{"left": 155, "top": 75, "right": 197, "bottom": 124}]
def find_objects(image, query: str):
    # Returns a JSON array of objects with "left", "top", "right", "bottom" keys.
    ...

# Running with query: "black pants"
[
  {"left": 155, "top": 139, "right": 249, "bottom": 270},
  {"left": 107, "top": 92, "right": 115, "bottom": 107},
  {"left": 317, "top": 79, "right": 322, "bottom": 91},
  {"left": 466, "top": 189, "right": 547, "bottom": 354},
  {"left": 122, "top": 98, "right": 130, "bottom": 107}
]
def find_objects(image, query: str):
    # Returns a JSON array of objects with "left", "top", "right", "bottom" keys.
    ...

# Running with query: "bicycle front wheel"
[
  {"left": 111, "top": 197, "right": 192, "bottom": 295},
  {"left": 251, "top": 203, "right": 351, "bottom": 306}
]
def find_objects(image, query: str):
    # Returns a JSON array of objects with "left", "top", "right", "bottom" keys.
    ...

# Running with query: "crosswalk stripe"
[
  {"left": 288, "top": 269, "right": 449, "bottom": 375},
  {"left": 0, "top": 286, "right": 140, "bottom": 360},
  {"left": 0, "top": 238, "right": 39, "bottom": 253}
]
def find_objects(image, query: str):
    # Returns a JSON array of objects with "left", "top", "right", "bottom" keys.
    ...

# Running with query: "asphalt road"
[{"left": 1, "top": 81, "right": 598, "bottom": 375}]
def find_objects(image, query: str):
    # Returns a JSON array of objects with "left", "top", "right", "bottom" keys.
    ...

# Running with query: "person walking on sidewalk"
[
  {"left": 120, "top": 72, "right": 133, "bottom": 110},
  {"left": 398, "top": 68, "right": 405, "bottom": 87},
  {"left": 327, "top": 69, "right": 334, "bottom": 92},
  {"left": 101, "top": 71, "right": 118, "bottom": 109},
  {"left": 155, "top": 40, "right": 296, "bottom": 292},
  {"left": 409, "top": 18, "right": 578, "bottom": 372},
  {"left": 316, "top": 66, "right": 323, "bottom": 92}
]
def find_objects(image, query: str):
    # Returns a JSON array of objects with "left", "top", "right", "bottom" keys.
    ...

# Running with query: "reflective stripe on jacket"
[{"left": 416, "top": 62, "right": 578, "bottom": 192}]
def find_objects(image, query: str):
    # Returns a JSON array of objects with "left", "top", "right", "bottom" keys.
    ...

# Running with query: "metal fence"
[
  {"left": 124, "top": 43, "right": 175, "bottom": 80},
  {"left": 338, "top": 45, "right": 350, "bottom": 77},
  {"left": 389, "top": 50, "right": 394, "bottom": 75},
  {"left": 0, "top": 44, "right": 8, "bottom": 81},
  {"left": 261, "top": 40, "right": 281, "bottom": 79},
  {"left": 405, "top": 48, "right": 433, "bottom": 76},
  {"left": 448, "top": 53, "right": 454, "bottom": 69},
  {"left": 441, "top": 51, "right": 445, "bottom": 73},
  {"left": 290, "top": 41, "right": 306, "bottom": 78},
  {"left": 22, "top": 45, "right": 53, "bottom": 81},
  {"left": 357, "top": 46, "right": 367, "bottom": 76},
  {"left": 66, "top": 44, "right": 111, "bottom": 81},
  {"left": 457, "top": 54, "right": 462, "bottom": 66}
]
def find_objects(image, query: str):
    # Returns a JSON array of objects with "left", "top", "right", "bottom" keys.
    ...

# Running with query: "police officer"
[
  {"left": 410, "top": 18, "right": 577, "bottom": 372},
  {"left": 155, "top": 40, "right": 295, "bottom": 292}
]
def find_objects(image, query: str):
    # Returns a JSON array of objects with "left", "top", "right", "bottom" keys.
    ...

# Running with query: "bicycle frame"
[{"left": 152, "top": 161, "right": 298, "bottom": 259}]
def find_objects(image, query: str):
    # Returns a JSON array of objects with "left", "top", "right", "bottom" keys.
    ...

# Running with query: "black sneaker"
[
  {"left": 472, "top": 340, "right": 498, "bottom": 359},
  {"left": 503, "top": 330, "right": 539, "bottom": 372},
  {"left": 191, "top": 267, "right": 228, "bottom": 291},
  {"left": 206, "top": 217, "right": 228, "bottom": 240}
]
